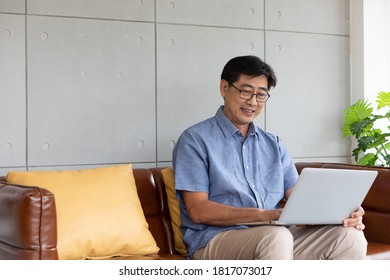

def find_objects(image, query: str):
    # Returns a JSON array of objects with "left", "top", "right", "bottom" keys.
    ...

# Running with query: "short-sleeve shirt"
[{"left": 172, "top": 106, "right": 298, "bottom": 257}]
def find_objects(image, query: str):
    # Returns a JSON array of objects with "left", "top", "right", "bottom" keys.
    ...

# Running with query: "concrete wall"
[{"left": 0, "top": 0, "right": 351, "bottom": 174}]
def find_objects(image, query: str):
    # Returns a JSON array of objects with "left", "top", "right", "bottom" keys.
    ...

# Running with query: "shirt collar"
[{"left": 215, "top": 106, "right": 260, "bottom": 140}]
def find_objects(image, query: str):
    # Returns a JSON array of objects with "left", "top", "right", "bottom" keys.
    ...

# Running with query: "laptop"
[{"left": 238, "top": 168, "right": 378, "bottom": 226}]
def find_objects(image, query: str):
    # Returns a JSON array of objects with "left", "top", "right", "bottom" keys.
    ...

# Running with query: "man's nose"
[{"left": 247, "top": 94, "right": 258, "bottom": 105}]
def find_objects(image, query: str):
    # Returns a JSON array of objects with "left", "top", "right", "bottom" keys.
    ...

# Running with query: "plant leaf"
[
  {"left": 357, "top": 134, "right": 387, "bottom": 151},
  {"left": 349, "top": 118, "right": 375, "bottom": 138},
  {"left": 376, "top": 91, "right": 390, "bottom": 110},
  {"left": 352, "top": 147, "right": 363, "bottom": 162},
  {"left": 384, "top": 155, "right": 390, "bottom": 167},
  {"left": 357, "top": 153, "right": 377, "bottom": 166},
  {"left": 342, "top": 99, "right": 373, "bottom": 137}
]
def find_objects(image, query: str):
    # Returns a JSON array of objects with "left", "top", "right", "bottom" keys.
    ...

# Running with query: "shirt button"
[
  {"left": 251, "top": 185, "right": 255, "bottom": 189},
  {"left": 246, "top": 166, "right": 250, "bottom": 170}
]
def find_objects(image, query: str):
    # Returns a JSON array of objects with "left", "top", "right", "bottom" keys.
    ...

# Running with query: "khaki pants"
[{"left": 192, "top": 225, "right": 367, "bottom": 260}]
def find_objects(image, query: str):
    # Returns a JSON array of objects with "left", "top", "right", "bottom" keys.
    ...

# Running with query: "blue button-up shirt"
[{"left": 172, "top": 106, "right": 298, "bottom": 257}]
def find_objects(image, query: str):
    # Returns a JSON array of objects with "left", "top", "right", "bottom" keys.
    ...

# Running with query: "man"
[{"left": 172, "top": 55, "right": 367, "bottom": 260}]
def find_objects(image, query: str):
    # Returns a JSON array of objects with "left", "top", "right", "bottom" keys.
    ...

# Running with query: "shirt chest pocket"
[{"left": 258, "top": 163, "right": 285, "bottom": 209}]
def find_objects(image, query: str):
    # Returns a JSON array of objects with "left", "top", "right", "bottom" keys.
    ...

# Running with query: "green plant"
[{"left": 342, "top": 91, "right": 390, "bottom": 167}]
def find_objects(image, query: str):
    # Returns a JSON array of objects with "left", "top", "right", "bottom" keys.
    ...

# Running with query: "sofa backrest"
[{"left": 132, "top": 168, "right": 177, "bottom": 255}]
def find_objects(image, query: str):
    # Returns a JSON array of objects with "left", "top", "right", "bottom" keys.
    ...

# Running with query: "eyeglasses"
[{"left": 229, "top": 83, "right": 270, "bottom": 103}]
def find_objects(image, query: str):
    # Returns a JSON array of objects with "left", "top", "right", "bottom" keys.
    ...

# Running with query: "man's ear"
[{"left": 220, "top": 79, "right": 228, "bottom": 99}]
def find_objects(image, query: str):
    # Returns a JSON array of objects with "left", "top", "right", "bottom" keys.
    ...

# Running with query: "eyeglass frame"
[{"left": 229, "top": 83, "right": 270, "bottom": 103}]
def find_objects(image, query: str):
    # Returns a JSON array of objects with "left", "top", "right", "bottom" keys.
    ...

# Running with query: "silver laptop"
[{"left": 238, "top": 168, "right": 378, "bottom": 226}]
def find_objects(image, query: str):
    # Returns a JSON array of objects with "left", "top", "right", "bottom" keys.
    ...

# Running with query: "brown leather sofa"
[
  {"left": 1, "top": 162, "right": 389, "bottom": 260},
  {"left": 0, "top": 168, "right": 185, "bottom": 260}
]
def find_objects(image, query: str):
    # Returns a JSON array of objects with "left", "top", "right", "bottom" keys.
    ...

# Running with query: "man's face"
[{"left": 220, "top": 74, "right": 268, "bottom": 134}]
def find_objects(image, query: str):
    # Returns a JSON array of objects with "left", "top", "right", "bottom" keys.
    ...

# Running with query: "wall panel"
[
  {"left": 265, "top": 0, "right": 349, "bottom": 35},
  {"left": 27, "top": 16, "right": 155, "bottom": 166},
  {"left": 27, "top": 0, "right": 154, "bottom": 21},
  {"left": 157, "top": 0, "right": 264, "bottom": 29},
  {"left": 156, "top": 24, "right": 264, "bottom": 161},
  {"left": 266, "top": 31, "right": 350, "bottom": 158},
  {"left": 0, "top": 0, "right": 25, "bottom": 14},
  {"left": 0, "top": 14, "right": 26, "bottom": 169}
]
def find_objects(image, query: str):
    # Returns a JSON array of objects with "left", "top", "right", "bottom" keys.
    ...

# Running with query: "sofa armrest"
[{"left": 0, "top": 182, "right": 58, "bottom": 260}]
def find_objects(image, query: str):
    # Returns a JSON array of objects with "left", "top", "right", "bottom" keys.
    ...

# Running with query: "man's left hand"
[{"left": 343, "top": 206, "right": 365, "bottom": 231}]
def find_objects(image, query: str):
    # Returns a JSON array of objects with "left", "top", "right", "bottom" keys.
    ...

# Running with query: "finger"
[
  {"left": 351, "top": 206, "right": 365, "bottom": 218},
  {"left": 343, "top": 216, "right": 362, "bottom": 227},
  {"left": 355, "top": 206, "right": 365, "bottom": 216},
  {"left": 355, "top": 221, "right": 365, "bottom": 231}
]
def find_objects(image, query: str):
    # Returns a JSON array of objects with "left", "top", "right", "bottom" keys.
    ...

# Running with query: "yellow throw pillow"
[
  {"left": 161, "top": 167, "right": 187, "bottom": 256},
  {"left": 6, "top": 164, "right": 159, "bottom": 259}
]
